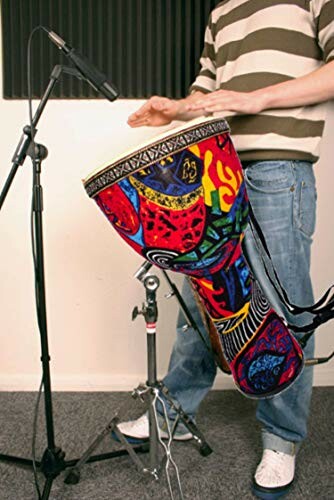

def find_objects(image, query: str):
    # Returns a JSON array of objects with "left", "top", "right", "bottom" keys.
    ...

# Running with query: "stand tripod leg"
[
  {"left": 42, "top": 477, "right": 53, "bottom": 500},
  {"left": 113, "top": 426, "right": 149, "bottom": 472},
  {"left": 158, "top": 383, "right": 213, "bottom": 457},
  {"left": 64, "top": 414, "right": 149, "bottom": 485},
  {"left": 64, "top": 421, "right": 118, "bottom": 484}
]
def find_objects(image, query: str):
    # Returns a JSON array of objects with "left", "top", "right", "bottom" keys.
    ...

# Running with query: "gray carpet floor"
[{"left": 0, "top": 388, "right": 332, "bottom": 500}]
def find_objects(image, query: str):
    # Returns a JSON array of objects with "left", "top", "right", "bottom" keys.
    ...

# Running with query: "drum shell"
[
  {"left": 83, "top": 117, "right": 237, "bottom": 374},
  {"left": 83, "top": 117, "right": 304, "bottom": 399}
]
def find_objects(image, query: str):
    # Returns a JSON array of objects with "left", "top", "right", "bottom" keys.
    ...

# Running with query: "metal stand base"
[{"left": 64, "top": 267, "right": 212, "bottom": 499}]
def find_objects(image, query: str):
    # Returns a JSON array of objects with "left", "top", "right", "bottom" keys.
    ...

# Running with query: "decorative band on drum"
[{"left": 84, "top": 118, "right": 229, "bottom": 197}]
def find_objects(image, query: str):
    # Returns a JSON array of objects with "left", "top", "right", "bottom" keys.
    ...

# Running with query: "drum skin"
[{"left": 84, "top": 118, "right": 304, "bottom": 399}]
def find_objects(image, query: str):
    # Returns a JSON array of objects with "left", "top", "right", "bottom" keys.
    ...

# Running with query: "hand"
[
  {"left": 128, "top": 96, "right": 184, "bottom": 127},
  {"left": 186, "top": 89, "right": 266, "bottom": 115}
]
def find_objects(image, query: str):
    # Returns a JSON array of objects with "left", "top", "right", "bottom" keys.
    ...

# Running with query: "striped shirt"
[{"left": 190, "top": 0, "right": 334, "bottom": 162}]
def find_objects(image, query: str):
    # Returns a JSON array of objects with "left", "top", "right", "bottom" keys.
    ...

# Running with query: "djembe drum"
[{"left": 83, "top": 117, "right": 304, "bottom": 399}]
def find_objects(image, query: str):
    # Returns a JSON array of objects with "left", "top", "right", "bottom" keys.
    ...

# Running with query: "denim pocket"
[
  {"left": 243, "top": 161, "right": 296, "bottom": 194},
  {"left": 296, "top": 174, "right": 317, "bottom": 238}
]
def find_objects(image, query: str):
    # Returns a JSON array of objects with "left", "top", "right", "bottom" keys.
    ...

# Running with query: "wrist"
[
  {"left": 177, "top": 99, "right": 190, "bottom": 117},
  {"left": 176, "top": 93, "right": 206, "bottom": 121},
  {"left": 252, "top": 88, "right": 272, "bottom": 113}
]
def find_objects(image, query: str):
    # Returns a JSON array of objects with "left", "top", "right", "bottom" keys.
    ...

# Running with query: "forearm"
[{"left": 258, "top": 60, "right": 334, "bottom": 111}]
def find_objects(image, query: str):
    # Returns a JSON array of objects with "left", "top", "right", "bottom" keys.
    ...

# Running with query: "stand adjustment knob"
[{"left": 132, "top": 304, "right": 146, "bottom": 321}]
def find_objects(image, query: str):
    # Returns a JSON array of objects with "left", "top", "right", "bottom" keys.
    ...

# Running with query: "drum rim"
[{"left": 83, "top": 116, "right": 230, "bottom": 197}]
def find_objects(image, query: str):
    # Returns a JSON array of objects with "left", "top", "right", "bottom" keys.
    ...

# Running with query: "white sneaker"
[
  {"left": 117, "top": 414, "right": 193, "bottom": 442},
  {"left": 253, "top": 449, "right": 295, "bottom": 499}
]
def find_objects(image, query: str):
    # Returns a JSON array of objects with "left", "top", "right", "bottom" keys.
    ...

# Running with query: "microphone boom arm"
[{"left": 0, "top": 63, "right": 99, "bottom": 211}]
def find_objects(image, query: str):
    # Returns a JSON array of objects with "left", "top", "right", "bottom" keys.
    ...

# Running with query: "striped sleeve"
[
  {"left": 313, "top": 0, "right": 334, "bottom": 62},
  {"left": 189, "top": 14, "right": 217, "bottom": 94}
]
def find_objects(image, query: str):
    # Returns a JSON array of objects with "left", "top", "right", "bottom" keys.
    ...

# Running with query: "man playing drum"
[{"left": 119, "top": 1, "right": 334, "bottom": 498}]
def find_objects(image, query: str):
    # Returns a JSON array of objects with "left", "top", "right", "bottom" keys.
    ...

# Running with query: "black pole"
[
  {"left": 32, "top": 150, "right": 56, "bottom": 450},
  {"left": 143, "top": 276, "right": 160, "bottom": 471}
]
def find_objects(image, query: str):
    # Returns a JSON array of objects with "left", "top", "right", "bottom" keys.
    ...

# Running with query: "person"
[{"left": 118, "top": 1, "right": 334, "bottom": 498}]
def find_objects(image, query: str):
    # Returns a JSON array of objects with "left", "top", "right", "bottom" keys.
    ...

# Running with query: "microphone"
[{"left": 46, "top": 28, "right": 119, "bottom": 102}]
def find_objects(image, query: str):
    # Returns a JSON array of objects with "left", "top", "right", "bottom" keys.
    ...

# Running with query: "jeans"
[{"left": 162, "top": 160, "right": 316, "bottom": 454}]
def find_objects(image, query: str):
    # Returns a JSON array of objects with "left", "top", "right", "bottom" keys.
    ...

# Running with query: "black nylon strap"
[
  {"left": 247, "top": 202, "right": 334, "bottom": 349},
  {"left": 248, "top": 202, "right": 334, "bottom": 315}
]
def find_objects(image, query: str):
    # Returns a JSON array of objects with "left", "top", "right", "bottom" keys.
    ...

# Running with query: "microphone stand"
[{"left": 0, "top": 65, "right": 146, "bottom": 500}]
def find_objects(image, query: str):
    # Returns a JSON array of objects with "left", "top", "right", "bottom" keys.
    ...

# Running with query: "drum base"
[{"left": 64, "top": 265, "right": 212, "bottom": 499}]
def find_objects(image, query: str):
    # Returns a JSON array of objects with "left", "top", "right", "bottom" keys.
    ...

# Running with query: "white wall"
[{"left": 0, "top": 26, "right": 333, "bottom": 392}]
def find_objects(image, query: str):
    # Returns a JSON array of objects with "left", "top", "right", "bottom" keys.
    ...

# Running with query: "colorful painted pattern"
[{"left": 84, "top": 119, "right": 304, "bottom": 399}]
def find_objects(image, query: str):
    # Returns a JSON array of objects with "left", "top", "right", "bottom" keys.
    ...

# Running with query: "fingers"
[
  {"left": 128, "top": 96, "right": 171, "bottom": 122},
  {"left": 186, "top": 90, "right": 234, "bottom": 112},
  {"left": 187, "top": 101, "right": 228, "bottom": 113},
  {"left": 186, "top": 96, "right": 220, "bottom": 111},
  {"left": 186, "top": 101, "right": 206, "bottom": 111},
  {"left": 127, "top": 110, "right": 150, "bottom": 126},
  {"left": 128, "top": 101, "right": 154, "bottom": 123},
  {"left": 127, "top": 117, "right": 150, "bottom": 127},
  {"left": 150, "top": 96, "right": 171, "bottom": 110}
]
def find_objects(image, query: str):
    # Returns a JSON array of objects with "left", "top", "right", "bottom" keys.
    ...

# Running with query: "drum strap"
[{"left": 247, "top": 203, "right": 334, "bottom": 347}]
